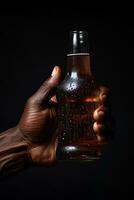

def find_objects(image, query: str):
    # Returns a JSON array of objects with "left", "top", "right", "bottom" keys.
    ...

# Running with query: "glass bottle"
[{"left": 56, "top": 30, "right": 102, "bottom": 161}]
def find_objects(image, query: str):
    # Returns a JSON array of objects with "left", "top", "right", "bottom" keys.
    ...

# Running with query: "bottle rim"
[{"left": 70, "top": 30, "right": 88, "bottom": 34}]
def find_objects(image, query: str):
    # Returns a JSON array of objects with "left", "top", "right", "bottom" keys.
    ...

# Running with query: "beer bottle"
[{"left": 56, "top": 30, "right": 103, "bottom": 161}]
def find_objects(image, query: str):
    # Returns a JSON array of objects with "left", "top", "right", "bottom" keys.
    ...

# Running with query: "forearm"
[{"left": 0, "top": 127, "right": 31, "bottom": 177}]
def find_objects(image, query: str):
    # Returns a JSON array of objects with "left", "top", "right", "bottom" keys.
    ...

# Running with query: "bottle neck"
[
  {"left": 66, "top": 53, "right": 92, "bottom": 77},
  {"left": 66, "top": 30, "right": 92, "bottom": 77}
]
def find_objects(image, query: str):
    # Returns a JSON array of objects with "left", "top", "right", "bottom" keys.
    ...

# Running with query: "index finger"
[{"left": 99, "top": 86, "right": 110, "bottom": 104}]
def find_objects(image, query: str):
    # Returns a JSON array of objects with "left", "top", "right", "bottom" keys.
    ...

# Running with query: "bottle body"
[{"left": 56, "top": 31, "right": 102, "bottom": 161}]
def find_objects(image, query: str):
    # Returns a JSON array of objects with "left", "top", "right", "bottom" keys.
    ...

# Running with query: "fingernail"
[
  {"left": 102, "top": 94, "right": 107, "bottom": 101},
  {"left": 98, "top": 111, "right": 104, "bottom": 116},
  {"left": 102, "top": 94, "right": 107, "bottom": 98},
  {"left": 51, "top": 66, "right": 59, "bottom": 77}
]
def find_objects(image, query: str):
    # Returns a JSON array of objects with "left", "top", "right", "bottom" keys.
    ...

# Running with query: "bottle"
[{"left": 56, "top": 30, "right": 102, "bottom": 161}]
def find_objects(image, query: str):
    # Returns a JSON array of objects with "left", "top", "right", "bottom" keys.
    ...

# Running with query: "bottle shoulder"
[{"left": 56, "top": 74, "right": 99, "bottom": 99}]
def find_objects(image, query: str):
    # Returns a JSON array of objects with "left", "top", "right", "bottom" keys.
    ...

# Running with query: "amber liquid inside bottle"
[{"left": 56, "top": 31, "right": 102, "bottom": 161}]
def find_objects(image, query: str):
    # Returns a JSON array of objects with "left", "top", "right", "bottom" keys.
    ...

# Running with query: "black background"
[{"left": 0, "top": 2, "right": 130, "bottom": 200}]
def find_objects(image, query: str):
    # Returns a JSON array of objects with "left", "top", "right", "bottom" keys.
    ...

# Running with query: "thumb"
[{"left": 29, "top": 66, "right": 61, "bottom": 105}]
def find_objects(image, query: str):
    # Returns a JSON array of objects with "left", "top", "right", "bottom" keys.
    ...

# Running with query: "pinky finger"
[{"left": 93, "top": 121, "right": 114, "bottom": 142}]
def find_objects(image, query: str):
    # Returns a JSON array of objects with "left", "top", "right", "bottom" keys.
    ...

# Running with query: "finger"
[
  {"left": 93, "top": 105, "right": 109, "bottom": 122},
  {"left": 93, "top": 122, "right": 105, "bottom": 134},
  {"left": 93, "top": 121, "right": 114, "bottom": 142},
  {"left": 50, "top": 95, "right": 58, "bottom": 103},
  {"left": 99, "top": 86, "right": 110, "bottom": 104},
  {"left": 29, "top": 66, "right": 61, "bottom": 106}
]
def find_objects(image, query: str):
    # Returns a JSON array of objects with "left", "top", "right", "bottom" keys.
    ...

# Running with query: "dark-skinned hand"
[{"left": 18, "top": 66, "right": 113, "bottom": 165}]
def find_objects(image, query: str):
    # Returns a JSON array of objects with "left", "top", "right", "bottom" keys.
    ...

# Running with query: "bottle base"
[{"left": 56, "top": 144, "right": 103, "bottom": 162}]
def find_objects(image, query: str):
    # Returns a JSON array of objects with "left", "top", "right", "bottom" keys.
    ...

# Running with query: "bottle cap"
[{"left": 68, "top": 30, "right": 89, "bottom": 55}]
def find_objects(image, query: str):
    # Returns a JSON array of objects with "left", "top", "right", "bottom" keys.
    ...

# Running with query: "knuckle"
[
  {"left": 100, "top": 86, "right": 110, "bottom": 94},
  {"left": 42, "top": 79, "right": 52, "bottom": 90},
  {"left": 26, "top": 95, "right": 35, "bottom": 105}
]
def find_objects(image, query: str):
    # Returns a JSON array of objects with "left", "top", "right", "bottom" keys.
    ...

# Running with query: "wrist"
[
  {"left": 28, "top": 142, "right": 57, "bottom": 165},
  {"left": 0, "top": 126, "right": 33, "bottom": 176},
  {"left": 15, "top": 126, "right": 33, "bottom": 161},
  {"left": 17, "top": 127, "right": 57, "bottom": 165}
]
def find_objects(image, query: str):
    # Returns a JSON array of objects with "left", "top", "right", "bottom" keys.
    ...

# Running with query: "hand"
[
  {"left": 93, "top": 86, "right": 114, "bottom": 142},
  {"left": 18, "top": 66, "right": 113, "bottom": 165}
]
